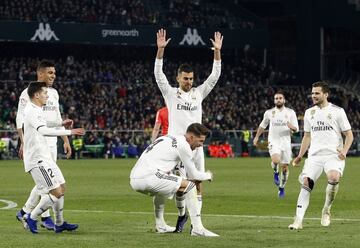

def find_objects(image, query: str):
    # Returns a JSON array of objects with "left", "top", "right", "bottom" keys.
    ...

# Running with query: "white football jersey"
[
  {"left": 260, "top": 107, "right": 299, "bottom": 150},
  {"left": 23, "top": 102, "right": 71, "bottom": 172},
  {"left": 130, "top": 135, "right": 211, "bottom": 181},
  {"left": 154, "top": 58, "right": 221, "bottom": 135},
  {"left": 304, "top": 103, "right": 351, "bottom": 156},
  {"left": 16, "top": 87, "right": 63, "bottom": 146}
]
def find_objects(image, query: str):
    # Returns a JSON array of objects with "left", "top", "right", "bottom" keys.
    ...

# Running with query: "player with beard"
[
  {"left": 253, "top": 90, "right": 299, "bottom": 198},
  {"left": 154, "top": 28, "right": 222, "bottom": 234},
  {"left": 289, "top": 81, "right": 353, "bottom": 230}
]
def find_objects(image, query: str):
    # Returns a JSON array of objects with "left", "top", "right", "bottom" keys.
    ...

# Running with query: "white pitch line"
[{"left": 66, "top": 209, "right": 360, "bottom": 222}]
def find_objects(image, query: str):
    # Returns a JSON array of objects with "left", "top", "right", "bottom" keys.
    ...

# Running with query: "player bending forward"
[{"left": 130, "top": 123, "right": 219, "bottom": 237}]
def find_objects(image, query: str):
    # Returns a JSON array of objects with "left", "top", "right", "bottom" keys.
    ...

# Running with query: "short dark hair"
[
  {"left": 312, "top": 81, "right": 330, "bottom": 94},
  {"left": 27, "top": 81, "right": 47, "bottom": 98},
  {"left": 186, "top": 123, "right": 210, "bottom": 137},
  {"left": 37, "top": 60, "right": 55, "bottom": 71},
  {"left": 274, "top": 89, "right": 285, "bottom": 98},
  {"left": 177, "top": 63, "right": 193, "bottom": 75}
]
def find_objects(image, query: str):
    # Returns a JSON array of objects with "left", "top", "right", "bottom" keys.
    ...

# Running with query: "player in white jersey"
[
  {"left": 253, "top": 90, "right": 299, "bottom": 198},
  {"left": 154, "top": 28, "right": 223, "bottom": 232},
  {"left": 23, "top": 82, "right": 85, "bottom": 234},
  {"left": 130, "top": 123, "right": 218, "bottom": 237},
  {"left": 15, "top": 60, "right": 72, "bottom": 230},
  {"left": 289, "top": 81, "right": 353, "bottom": 230}
]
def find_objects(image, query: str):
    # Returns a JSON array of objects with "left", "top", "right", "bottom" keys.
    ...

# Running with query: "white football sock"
[
  {"left": 23, "top": 186, "right": 51, "bottom": 218},
  {"left": 295, "top": 186, "right": 311, "bottom": 221},
  {"left": 279, "top": 169, "right": 289, "bottom": 188},
  {"left": 175, "top": 193, "right": 186, "bottom": 216},
  {"left": 185, "top": 187, "right": 204, "bottom": 231},
  {"left": 52, "top": 195, "right": 64, "bottom": 225},
  {"left": 197, "top": 194, "right": 203, "bottom": 214},
  {"left": 30, "top": 194, "right": 58, "bottom": 220},
  {"left": 271, "top": 162, "right": 278, "bottom": 173},
  {"left": 153, "top": 195, "right": 166, "bottom": 227},
  {"left": 323, "top": 182, "right": 339, "bottom": 212}
]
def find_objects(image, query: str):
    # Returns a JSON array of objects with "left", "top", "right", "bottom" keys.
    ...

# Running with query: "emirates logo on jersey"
[
  {"left": 311, "top": 121, "right": 333, "bottom": 131},
  {"left": 176, "top": 102, "right": 198, "bottom": 111}
]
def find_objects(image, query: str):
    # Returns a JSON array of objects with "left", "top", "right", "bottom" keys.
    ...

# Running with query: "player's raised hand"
[
  {"left": 71, "top": 128, "right": 85, "bottom": 136},
  {"left": 292, "top": 156, "right": 302, "bottom": 167},
  {"left": 210, "top": 31, "right": 223, "bottom": 50},
  {"left": 157, "top": 29, "right": 171, "bottom": 48}
]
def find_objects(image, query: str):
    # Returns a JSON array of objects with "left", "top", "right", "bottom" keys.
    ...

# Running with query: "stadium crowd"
[
  {"left": 1, "top": 56, "right": 360, "bottom": 158},
  {"left": 0, "top": 0, "right": 255, "bottom": 29}
]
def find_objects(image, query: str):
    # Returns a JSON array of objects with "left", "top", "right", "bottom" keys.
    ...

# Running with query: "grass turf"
[{"left": 0, "top": 158, "right": 359, "bottom": 248}]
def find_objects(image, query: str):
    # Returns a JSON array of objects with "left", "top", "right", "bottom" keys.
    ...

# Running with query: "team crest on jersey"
[
  {"left": 191, "top": 94, "right": 196, "bottom": 100},
  {"left": 176, "top": 90, "right": 181, "bottom": 98},
  {"left": 327, "top": 113, "right": 332, "bottom": 120},
  {"left": 310, "top": 109, "right": 316, "bottom": 119},
  {"left": 272, "top": 110, "right": 276, "bottom": 118}
]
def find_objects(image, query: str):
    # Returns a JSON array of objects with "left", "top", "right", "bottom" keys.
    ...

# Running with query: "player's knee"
[
  {"left": 304, "top": 177, "right": 314, "bottom": 191},
  {"left": 60, "top": 184, "right": 66, "bottom": 194},
  {"left": 327, "top": 180, "right": 339, "bottom": 186},
  {"left": 272, "top": 158, "right": 281, "bottom": 164},
  {"left": 180, "top": 181, "right": 196, "bottom": 195},
  {"left": 49, "top": 187, "right": 64, "bottom": 199}
]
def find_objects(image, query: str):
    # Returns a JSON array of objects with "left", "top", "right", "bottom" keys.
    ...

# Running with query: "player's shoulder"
[
  {"left": 172, "top": 135, "right": 187, "bottom": 147},
  {"left": 265, "top": 107, "right": 275, "bottom": 114},
  {"left": 19, "top": 87, "right": 29, "bottom": 97},
  {"left": 329, "top": 103, "right": 344, "bottom": 111},
  {"left": 24, "top": 102, "right": 39, "bottom": 114},
  {"left": 285, "top": 107, "right": 296, "bottom": 113},
  {"left": 304, "top": 106, "right": 316, "bottom": 117},
  {"left": 305, "top": 105, "right": 316, "bottom": 113},
  {"left": 48, "top": 87, "right": 59, "bottom": 95}
]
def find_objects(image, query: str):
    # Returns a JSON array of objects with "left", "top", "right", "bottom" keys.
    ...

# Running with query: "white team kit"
[
  {"left": 130, "top": 135, "right": 212, "bottom": 198},
  {"left": 154, "top": 58, "right": 221, "bottom": 172},
  {"left": 16, "top": 87, "right": 64, "bottom": 161},
  {"left": 260, "top": 107, "right": 299, "bottom": 164},
  {"left": 23, "top": 102, "right": 71, "bottom": 194},
  {"left": 299, "top": 103, "right": 352, "bottom": 183}
]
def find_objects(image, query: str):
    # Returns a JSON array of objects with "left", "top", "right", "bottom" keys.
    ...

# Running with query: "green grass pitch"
[{"left": 0, "top": 158, "right": 359, "bottom": 248}]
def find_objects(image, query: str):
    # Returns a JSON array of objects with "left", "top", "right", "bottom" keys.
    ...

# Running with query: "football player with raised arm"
[{"left": 154, "top": 29, "right": 223, "bottom": 232}]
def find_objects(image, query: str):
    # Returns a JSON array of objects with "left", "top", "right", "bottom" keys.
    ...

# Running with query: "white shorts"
[
  {"left": 130, "top": 171, "right": 182, "bottom": 199},
  {"left": 268, "top": 143, "right": 292, "bottom": 164},
  {"left": 298, "top": 154, "right": 345, "bottom": 184},
  {"left": 49, "top": 145, "right": 57, "bottom": 162},
  {"left": 29, "top": 160, "right": 65, "bottom": 194}
]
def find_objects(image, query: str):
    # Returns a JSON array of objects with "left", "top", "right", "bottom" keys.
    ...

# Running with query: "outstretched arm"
[
  {"left": 197, "top": 32, "right": 223, "bottom": 99},
  {"left": 210, "top": 31, "right": 223, "bottom": 61},
  {"left": 154, "top": 29, "right": 172, "bottom": 96},
  {"left": 156, "top": 29, "right": 171, "bottom": 59}
]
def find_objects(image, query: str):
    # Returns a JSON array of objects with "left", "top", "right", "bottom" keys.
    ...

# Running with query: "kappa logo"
[
  {"left": 31, "top": 23, "right": 60, "bottom": 41},
  {"left": 179, "top": 28, "right": 206, "bottom": 46}
]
